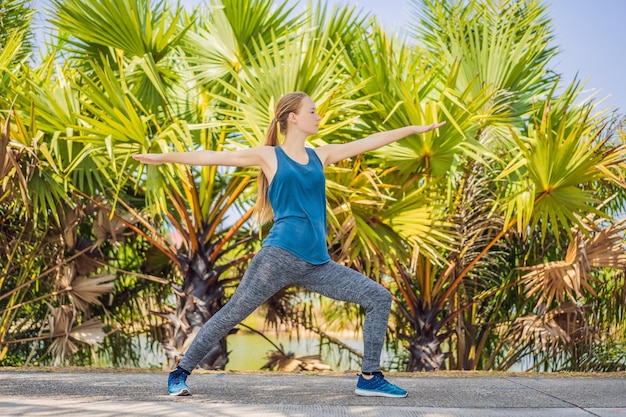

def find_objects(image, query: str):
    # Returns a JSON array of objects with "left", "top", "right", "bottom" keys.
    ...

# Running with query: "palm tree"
[
  {"left": 39, "top": 0, "right": 376, "bottom": 370},
  {"left": 0, "top": 39, "right": 118, "bottom": 365},
  {"left": 42, "top": 0, "right": 251, "bottom": 369},
  {"left": 356, "top": 0, "right": 626, "bottom": 371},
  {"left": 2, "top": 0, "right": 193, "bottom": 367}
]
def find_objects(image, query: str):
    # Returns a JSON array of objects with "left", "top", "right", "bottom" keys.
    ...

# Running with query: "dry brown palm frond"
[
  {"left": 520, "top": 233, "right": 592, "bottom": 307},
  {"left": 74, "top": 252, "right": 102, "bottom": 276},
  {"left": 261, "top": 349, "right": 331, "bottom": 372},
  {"left": 45, "top": 305, "right": 77, "bottom": 365},
  {"left": 68, "top": 274, "right": 116, "bottom": 311},
  {"left": 60, "top": 205, "right": 82, "bottom": 250},
  {"left": 584, "top": 217, "right": 626, "bottom": 269},
  {"left": 58, "top": 264, "right": 76, "bottom": 290},
  {"left": 551, "top": 303, "right": 593, "bottom": 343},
  {"left": 520, "top": 217, "right": 626, "bottom": 308},
  {"left": 0, "top": 104, "right": 29, "bottom": 209},
  {"left": 58, "top": 204, "right": 101, "bottom": 275},
  {"left": 45, "top": 305, "right": 106, "bottom": 365},
  {"left": 46, "top": 305, "right": 74, "bottom": 337},
  {"left": 69, "top": 317, "right": 106, "bottom": 346},
  {"left": 57, "top": 265, "right": 116, "bottom": 311},
  {"left": 93, "top": 209, "right": 137, "bottom": 247},
  {"left": 507, "top": 302, "right": 590, "bottom": 353},
  {"left": 48, "top": 337, "right": 79, "bottom": 366},
  {"left": 261, "top": 349, "right": 299, "bottom": 372}
]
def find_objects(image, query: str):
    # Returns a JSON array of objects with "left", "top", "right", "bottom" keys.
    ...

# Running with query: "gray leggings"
[{"left": 178, "top": 245, "right": 391, "bottom": 373}]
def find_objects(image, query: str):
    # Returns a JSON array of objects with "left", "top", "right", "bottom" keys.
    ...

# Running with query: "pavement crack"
[{"left": 503, "top": 377, "right": 601, "bottom": 417}]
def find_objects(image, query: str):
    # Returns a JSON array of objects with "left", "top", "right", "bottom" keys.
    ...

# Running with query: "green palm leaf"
[
  {"left": 50, "top": 0, "right": 193, "bottom": 112},
  {"left": 181, "top": 0, "right": 300, "bottom": 87},
  {"left": 217, "top": 0, "right": 298, "bottom": 47},
  {"left": 205, "top": 23, "right": 368, "bottom": 141},
  {"left": 50, "top": 0, "right": 186, "bottom": 59},
  {"left": 383, "top": 181, "right": 456, "bottom": 262},
  {"left": 499, "top": 87, "right": 619, "bottom": 239},
  {"left": 344, "top": 23, "right": 495, "bottom": 179},
  {"left": 413, "top": 0, "right": 557, "bottom": 119},
  {"left": 0, "top": 0, "right": 35, "bottom": 64}
]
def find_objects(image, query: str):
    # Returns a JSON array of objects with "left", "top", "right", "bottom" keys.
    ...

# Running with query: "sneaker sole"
[
  {"left": 169, "top": 388, "right": 191, "bottom": 396},
  {"left": 354, "top": 388, "right": 408, "bottom": 398}
]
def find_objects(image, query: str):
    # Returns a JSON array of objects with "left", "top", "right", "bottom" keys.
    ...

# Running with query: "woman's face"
[{"left": 292, "top": 96, "right": 321, "bottom": 135}]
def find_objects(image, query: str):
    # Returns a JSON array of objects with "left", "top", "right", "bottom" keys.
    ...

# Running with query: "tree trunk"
[
  {"left": 164, "top": 244, "right": 230, "bottom": 370},
  {"left": 405, "top": 309, "right": 451, "bottom": 372}
]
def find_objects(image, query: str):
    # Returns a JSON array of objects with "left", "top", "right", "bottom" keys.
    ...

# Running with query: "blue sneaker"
[
  {"left": 355, "top": 372, "right": 408, "bottom": 398},
  {"left": 168, "top": 367, "right": 191, "bottom": 396}
]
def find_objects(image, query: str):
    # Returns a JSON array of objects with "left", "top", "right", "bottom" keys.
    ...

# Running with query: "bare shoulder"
[
  {"left": 256, "top": 145, "right": 276, "bottom": 155},
  {"left": 234, "top": 145, "right": 275, "bottom": 160},
  {"left": 254, "top": 146, "right": 278, "bottom": 178},
  {"left": 312, "top": 143, "right": 340, "bottom": 167},
  {"left": 255, "top": 145, "right": 277, "bottom": 163}
]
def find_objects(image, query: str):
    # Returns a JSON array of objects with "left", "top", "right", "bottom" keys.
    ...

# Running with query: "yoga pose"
[{"left": 133, "top": 92, "right": 445, "bottom": 398}]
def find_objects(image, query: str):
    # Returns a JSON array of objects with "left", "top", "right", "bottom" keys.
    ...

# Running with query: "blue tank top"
[{"left": 262, "top": 146, "right": 330, "bottom": 264}]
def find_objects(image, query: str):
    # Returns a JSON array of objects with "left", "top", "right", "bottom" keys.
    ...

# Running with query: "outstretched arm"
[
  {"left": 316, "top": 122, "right": 445, "bottom": 166},
  {"left": 133, "top": 146, "right": 270, "bottom": 168}
]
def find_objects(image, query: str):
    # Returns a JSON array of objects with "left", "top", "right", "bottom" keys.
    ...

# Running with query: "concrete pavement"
[{"left": 0, "top": 368, "right": 624, "bottom": 416}]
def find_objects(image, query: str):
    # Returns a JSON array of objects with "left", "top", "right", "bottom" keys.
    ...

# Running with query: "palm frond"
[
  {"left": 521, "top": 216, "right": 626, "bottom": 308},
  {"left": 507, "top": 301, "right": 591, "bottom": 355},
  {"left": 413, "top": 0, "right": 557, "bottom": 118},
  {"left": 45, "top": 304, "right": 106, "bottom": 365},
  {"left": 383, "top": 182, "right": 456, "bottom": 264},
  {"left": 69, "top": 317, "right": 106, "bottom": 346},
  {"left": 50, "top": 0, "right": 186, "bottom": 59},
  {"left": 0, "top": 0, "right": 35, "bottom": 63},
  {"left": 181, "top": 3, "right": 241, "bottom": 82},
  {"left": 497, "top": 80, "right": 618, "bottom": 240},
  {"left": 51, "top": 0, "right": 192, "bottom": 112},
  {"left": 325, "top": 163, "right": 401, "bottom": 272},
  {"left": 68, "top": 274, "right": 116, "bottom": 311},
  {"left": 58, "top": 264, "right": 116, "bottom": 311}
]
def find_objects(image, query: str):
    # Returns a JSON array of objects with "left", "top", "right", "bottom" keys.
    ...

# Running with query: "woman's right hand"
[{"left": 132, "top": 154, "right": 163, "bottom": 165}]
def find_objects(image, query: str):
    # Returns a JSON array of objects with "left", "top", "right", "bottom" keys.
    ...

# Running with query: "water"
[
  {"left": 225, "top": 332, "right": 365, "bottom": 371},
  {"left": 109, "top": 333, "right": 532, "bottom": 372},
  {"left": 123, "top": 332, "right": 367, "bottom": 371}
]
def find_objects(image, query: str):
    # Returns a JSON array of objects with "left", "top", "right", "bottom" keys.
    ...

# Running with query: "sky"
[{"left": 30, "top": 0, "right": 626, "bottom": 115}]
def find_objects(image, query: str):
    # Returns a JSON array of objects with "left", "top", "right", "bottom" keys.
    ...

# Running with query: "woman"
[{"left": 133, "top": 92, "right": 445, "bottom": 398}]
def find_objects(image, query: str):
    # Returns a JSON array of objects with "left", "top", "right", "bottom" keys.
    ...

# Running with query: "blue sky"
[{"left": 31, "top": 0, "right": 626, "bottom": 115}]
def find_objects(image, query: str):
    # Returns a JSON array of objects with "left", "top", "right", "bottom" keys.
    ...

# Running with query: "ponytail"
[
  {"left": 255, "top": 118, "right": 279, "bottom": 225},
  {"left": 254, "top": 92, "right": 308, "bottom": 225}
]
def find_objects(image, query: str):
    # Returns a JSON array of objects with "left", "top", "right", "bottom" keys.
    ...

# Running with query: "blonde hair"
[{"left": 255, "top": 92, "right": 308, "bottom": 224}]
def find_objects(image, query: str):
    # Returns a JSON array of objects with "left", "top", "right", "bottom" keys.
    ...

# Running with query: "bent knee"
[{"left": 368, "top": 284, "right": 392, "bottom": 309}]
